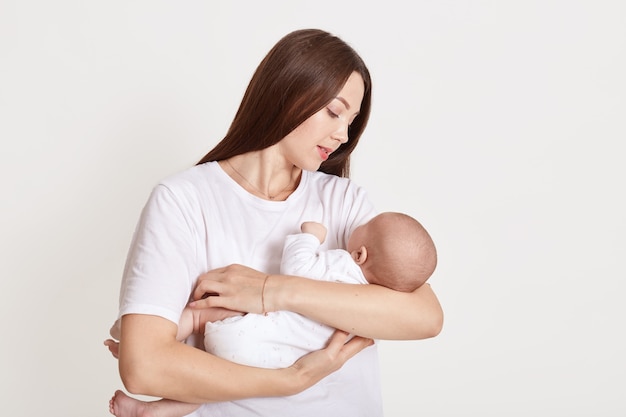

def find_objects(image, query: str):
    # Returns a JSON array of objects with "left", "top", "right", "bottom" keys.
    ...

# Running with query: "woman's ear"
[{"left": 351, "top": 246, "right": 368, "bottom": 265}]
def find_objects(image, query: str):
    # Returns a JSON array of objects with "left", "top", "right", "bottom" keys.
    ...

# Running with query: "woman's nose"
[{"left": 332, "top": 121, "right": 349, "bottom": 144}]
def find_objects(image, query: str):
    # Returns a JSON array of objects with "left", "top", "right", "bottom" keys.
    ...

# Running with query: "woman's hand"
[
  {"left": 190, "top": 264, "right": 272, "bottom": 314},
  {"left": 286, "top": 330, "right": 374, "bottom": 393}
]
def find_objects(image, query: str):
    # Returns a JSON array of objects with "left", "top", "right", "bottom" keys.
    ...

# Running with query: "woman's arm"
[
  {"left": 275, "top": 278, "right": 443, "bottom": 340},
  {"left": 191, "top": 264, "right": 443, "bottom": 340},
  {"left": 118, "top": 313, "right": 373, "bottom": 402}
]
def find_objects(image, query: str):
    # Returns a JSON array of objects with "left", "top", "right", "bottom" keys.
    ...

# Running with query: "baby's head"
[{"left": 347, "top": 212, "right": 437, "bottom": 292}]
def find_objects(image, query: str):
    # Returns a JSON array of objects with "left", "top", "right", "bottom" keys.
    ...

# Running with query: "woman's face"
[{"left": 278, "top": 71, "right": 365, "bottom": 171}]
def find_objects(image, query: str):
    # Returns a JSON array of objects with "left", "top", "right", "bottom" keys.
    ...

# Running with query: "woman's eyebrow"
[
  {"left": 335, "top": 96, "right": 351, "bottom": 110},
  {"left": 334, "top": 96, "right": 360, "bottom": 117}
]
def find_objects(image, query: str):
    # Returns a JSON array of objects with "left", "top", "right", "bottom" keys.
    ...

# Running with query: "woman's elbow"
[
  {"left": 119, "top": 358, "right": 148, "bottom": 395},
  {"left": 414, "top": 284, "right": 444, "bottom": 339},
  {"left": 426, "top": 310, "right": 444, "bottom": 338},
  {"left": 118, "top": 314, "right": 179, "bottom": 395},
  {"left": 410, "top": 302, "right": 444, "bottom": 340},
  {"left": 119, "top": 353, "right": 161, "bottom": 395}
]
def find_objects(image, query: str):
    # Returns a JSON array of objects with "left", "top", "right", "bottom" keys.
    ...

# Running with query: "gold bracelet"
[{"left": 261, "top": 275, "right": 270, "bottom": 316}]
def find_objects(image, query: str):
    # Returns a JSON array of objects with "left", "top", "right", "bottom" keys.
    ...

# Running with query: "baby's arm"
[
  {"left": 281, "top": 222, "right": 329, "bottom": 278},
  {"left": 301, "top": 221, "right": 327, "bottom": 243}
]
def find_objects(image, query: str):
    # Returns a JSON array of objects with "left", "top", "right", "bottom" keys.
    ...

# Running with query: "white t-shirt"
[{"left": 117, "top": 161, "right": 382, "bottom": 417}]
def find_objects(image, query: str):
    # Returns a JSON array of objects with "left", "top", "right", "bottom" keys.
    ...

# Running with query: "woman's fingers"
[
  {"left": 324, "top": 329, "right": 351, "bottom": 349},
  {"left": 336, "top": 335, "right": 375, "bottom": 361},
  {"left": 192, "top": 264, "right": 248, "bottom": 300},
  {"left": 325, "top": 330, "right": 374, "bottom": 362},
  {"left": 192, "top": 270, "right": 226, "bottom": 301},
  {"left": 190, "top": 264, "right": 269, "bottom": 313},
  {"left": 288, "top": 330, "right": 374, "bottom": 389}
]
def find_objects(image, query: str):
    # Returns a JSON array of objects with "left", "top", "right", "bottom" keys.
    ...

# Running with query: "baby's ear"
[{"left": 351, "top": 246, "right": 368, "bottom": 265}]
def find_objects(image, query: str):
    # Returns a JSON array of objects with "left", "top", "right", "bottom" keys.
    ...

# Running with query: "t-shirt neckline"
[{"left": 209, "top": 161, "right": 308, "bottom": 206}]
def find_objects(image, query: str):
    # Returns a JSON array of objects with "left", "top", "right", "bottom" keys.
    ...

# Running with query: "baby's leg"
[
  {"left": 109, "top": 390, "right": 200, "bottom": 417},
  {"left": 178, "top": 306, "right": 245, "bottom": 340}
]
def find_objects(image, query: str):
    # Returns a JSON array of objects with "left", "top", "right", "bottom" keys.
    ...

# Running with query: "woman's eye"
[{"left": 327, "top": 108, "right": 339, "bottom": 118}]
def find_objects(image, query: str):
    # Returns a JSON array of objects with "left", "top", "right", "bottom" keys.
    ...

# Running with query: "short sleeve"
[{"left": 118, "top": 184, "right": 198, "bottom": 325}]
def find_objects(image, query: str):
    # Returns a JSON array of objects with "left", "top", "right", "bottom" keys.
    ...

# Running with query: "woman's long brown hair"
[{"left": 196, "top": 29, "right": 372, "bottom": 178}]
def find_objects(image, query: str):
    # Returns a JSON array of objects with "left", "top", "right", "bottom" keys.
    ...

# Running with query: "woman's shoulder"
[
  {"left": 305, "top": 171, "right": 375, "bottom": 214},
  {"left": 144, "top": 162, "right": 220, "bottom": 209},
  {"left": 304, "top": 171, "right": 377, "bottom": 244},
  {"left": 306, "top": 170, "right": 362, "bottom": 190},
  {"left": 151, "top": 162, "right": 220, "bottom": 195},
  {"left": 159, "top": 162, "right": 214, "bottom": 185},
  {"left": 305, "top": 170, "right": 369, "bottom": 201}
]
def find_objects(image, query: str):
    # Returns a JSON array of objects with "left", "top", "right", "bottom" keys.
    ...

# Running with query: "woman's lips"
[{"left": 318, "top": 146, "right": 332, "bottom": 161}]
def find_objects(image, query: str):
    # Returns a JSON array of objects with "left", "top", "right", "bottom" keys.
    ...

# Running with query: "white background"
[{"left": 1, "top": 1, "right": 624, "bottom": 416}]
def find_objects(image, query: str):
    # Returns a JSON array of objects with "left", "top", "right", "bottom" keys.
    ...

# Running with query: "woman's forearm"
[
  {"left": 190, "top": 264, "right": 443, "bottom": 340},
  {"left": 271, "top": 277, "right": 444, "bottom": 340},
  {"left": 119, "top": 314, "right": 302, "bottom": 402},
  {"left": 118, "top": 313, "right": 372, "bottom": 403}
]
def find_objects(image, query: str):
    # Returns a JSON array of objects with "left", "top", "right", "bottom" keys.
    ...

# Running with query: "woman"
[{"left": 109, "top": 28, "right": 443, "bottom": 417}]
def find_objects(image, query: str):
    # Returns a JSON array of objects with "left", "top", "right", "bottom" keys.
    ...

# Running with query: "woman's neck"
[{"left": 220, "top": 152, "right": 302, "bottom": 201}]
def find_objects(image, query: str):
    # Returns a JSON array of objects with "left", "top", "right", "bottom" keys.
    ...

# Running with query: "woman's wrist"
[
  {"left": 264, "top": 274, "right": 295, "bottom": 313},
  {"left": 261, "top": 274, "right": 270, "bottom": 315},
  {"left": 273, "top": 365, "right": 308, "bottom": 396}
]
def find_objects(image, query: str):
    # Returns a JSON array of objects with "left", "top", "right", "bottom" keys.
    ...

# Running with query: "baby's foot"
[
  {"left": 109, "top": 390, "right": 154, "bottom": 417},
  {"left": 104, "top": 339, "right": 120, "bottom": 359}
]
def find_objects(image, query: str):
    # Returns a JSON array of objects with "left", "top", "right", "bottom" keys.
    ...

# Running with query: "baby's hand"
[{"left": 301, "top": 221, "right": 327, "bottom": 243}]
